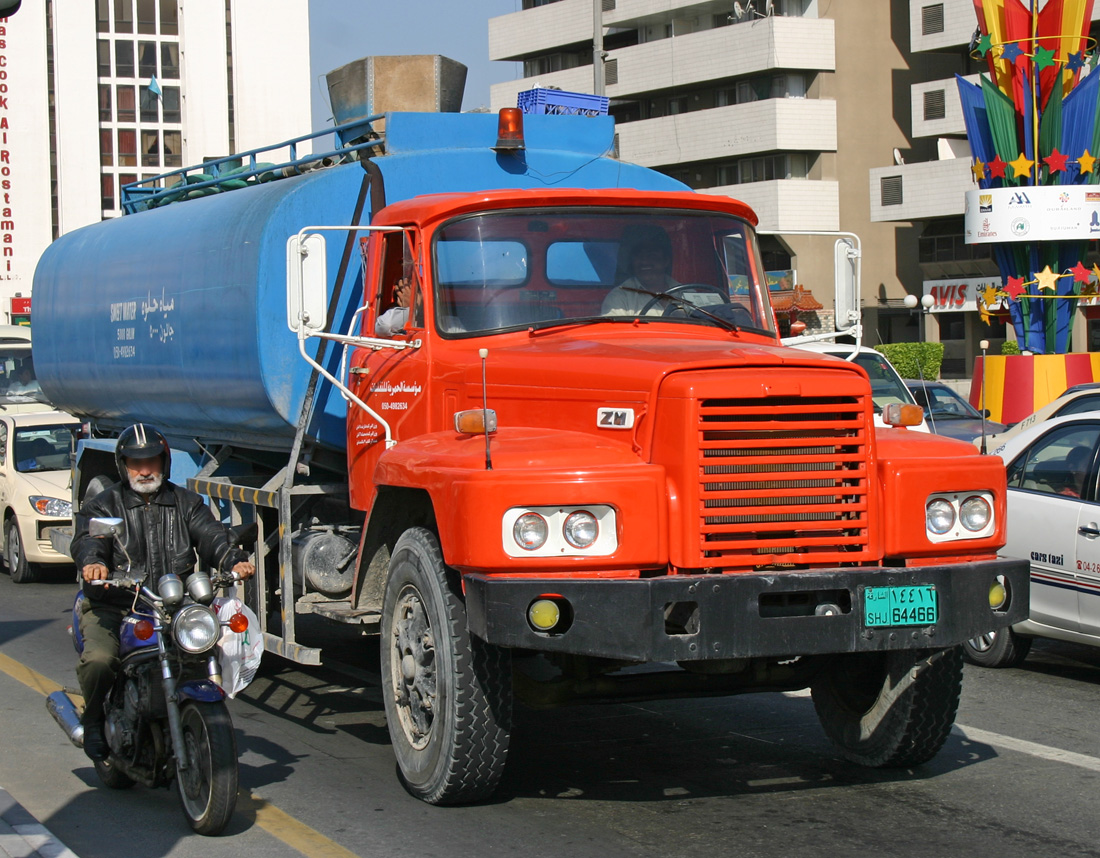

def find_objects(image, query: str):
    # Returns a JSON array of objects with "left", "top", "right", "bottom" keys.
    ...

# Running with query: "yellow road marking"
[{"left": 0, "top": 651, "right": 356, "bottom": 857}]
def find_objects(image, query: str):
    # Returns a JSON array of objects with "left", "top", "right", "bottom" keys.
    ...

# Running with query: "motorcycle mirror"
[
  {"left": 186, "top": 572, "right": 214, "bottom": 604},
  {"left": 158, "top": 573, "right": 185, "bottom": 605},
  {"left": 89, "top": 517, "right": 124, "bottom": 538}
]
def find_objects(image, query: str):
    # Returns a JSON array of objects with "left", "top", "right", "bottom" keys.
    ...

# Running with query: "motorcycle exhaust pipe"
[{"left": 46, "top": 690, "right": 85, "bottom": 748}]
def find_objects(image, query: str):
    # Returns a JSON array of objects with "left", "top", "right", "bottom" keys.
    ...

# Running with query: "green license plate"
[{"left": 864, "top": 586, "right": 938, "bottom": 627}]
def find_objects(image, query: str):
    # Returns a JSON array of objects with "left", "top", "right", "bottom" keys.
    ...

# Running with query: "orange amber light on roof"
[{"left": 495, "top": 108, "right": 525, "bottom": 150}]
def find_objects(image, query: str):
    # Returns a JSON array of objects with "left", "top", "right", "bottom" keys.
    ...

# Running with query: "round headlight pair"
[
  {"left": 513, "top": 510, "right": 599, "bottom": 551},
  {"left": 172, "top": 604, "right": 220, "bottom": 654},
  {"left": 926, "top": 495, "right": 991, "bottom": 535}
]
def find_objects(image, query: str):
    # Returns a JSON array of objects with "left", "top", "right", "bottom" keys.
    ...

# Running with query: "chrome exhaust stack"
[{"left": 46, "top": 690, "right": 85, "bottom": 748}]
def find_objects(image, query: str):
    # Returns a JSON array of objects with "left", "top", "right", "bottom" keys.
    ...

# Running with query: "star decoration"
[
  {"left": 981, "top": 285, "right": 1002, "bottom": 308},
  {"left": 1001, "top": 42, "right": 1024, "bottom": 64},
  {"left": 1072, "top": 261, "right": 1092, "bottom": 283},
  {"left": 971, "top": 159, "right": 986, "bottom": 181},
  {"left": 1035, "top": 265, "right": 1059, "bottom": 291},
  {"left": 987, "top": 155, "right": 1008, "bottom": 179},
  {"left": 1009, "top": 152, "right": 1035, "bottom": 177},
  {"left": 977, "top": 34, "right": 992, "bottom": 56},
  {"left": 1082, "top": 281, "right": 1099, "bottom": 298},
  {"left": 1093, "top": 263, "right": 1100, "bottom": 282},
  {"left": 1080, "top": 149, "right": 1096, "bottom": 174},
  {"left": 1005, "top": 275, "right": 1027, "bottom": 299},
  {"left": 1068, "top": 51, "right": 1086, "bottom": 72},
  {"left": 1034, "top": 45, "right": 1057, "bottom": 71},
  {"left": 1044, "top": 148, "right": 1069, "bottom": 172}
]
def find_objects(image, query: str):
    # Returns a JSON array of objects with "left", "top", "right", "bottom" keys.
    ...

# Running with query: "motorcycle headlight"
[
  {"left": 172, "top": 604, "right": 220, "bottom": 654},
  {"left": 30, "top": 495, "right": 72, "bottom": 517}
]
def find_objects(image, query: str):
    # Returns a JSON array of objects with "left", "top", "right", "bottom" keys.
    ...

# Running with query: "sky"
[{"left": 307, "top": 0, "right": 523, "bottom": 132}]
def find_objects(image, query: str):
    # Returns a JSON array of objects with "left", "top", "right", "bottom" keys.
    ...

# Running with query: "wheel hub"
[{"left": 390, "top": 587, "right": 436, "bottom": 749}]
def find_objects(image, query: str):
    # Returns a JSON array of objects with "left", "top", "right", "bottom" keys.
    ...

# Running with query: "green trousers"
[{"left": 76, "top": 599, "right": 128, "bottom": 725}]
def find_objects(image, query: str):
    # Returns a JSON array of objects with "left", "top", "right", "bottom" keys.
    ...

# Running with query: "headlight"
[
  {"left": 926, "top": 499, "right": 956, "bottom": 535},
  {"left": 30, "top": 495, "right": 72, "bottom": 517},
  {"left": 513, "top": 512, "right": 549, "bottom": 551},
  {"left": 959, "top": 495, "right": 992, "bottom": 532},
  {"left": 172, "top": 604, "right": 220, "bottom": 654},
  {"left": 563, "top": 510, "right": 598, "bottom": 548}
]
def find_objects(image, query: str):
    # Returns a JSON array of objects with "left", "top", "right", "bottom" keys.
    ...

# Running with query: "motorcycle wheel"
[
  {"left": 93, "top": 757, "right": 135, "bottom": 790},
  {"left": 175, "top": 701, "right": 239, "bottom": 836}
]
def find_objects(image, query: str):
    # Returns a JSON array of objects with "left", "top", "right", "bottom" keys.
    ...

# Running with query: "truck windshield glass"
[
  {"left": 432, "top": 209, "right": 774, "bottom": 336},
  {"left": 0, "top": 341, "right": 46, "bottom": 406},
  {"left": 854, "top": 352, "right": 914, "bottom": 414}
]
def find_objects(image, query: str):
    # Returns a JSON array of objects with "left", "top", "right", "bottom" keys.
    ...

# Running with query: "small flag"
[{"left": 148, "top": 75, "right": 162, "bottom": 98}]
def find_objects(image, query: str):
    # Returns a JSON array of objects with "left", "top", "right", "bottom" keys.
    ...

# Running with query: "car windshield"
[
  {"left": 0, "top": 342, "right": 46, "bottom": 406},
  {"left": 14, "top": 426, "right": 72, "bottom": 473},
  {"left": 911, "top": 384, "right": 982, "bottom": 419},
  {"left": 431, "top": 208, "right": 775, "bottom": 336},
  {"left": 852, "top": 353, "right": 915, "bottom": 414}
]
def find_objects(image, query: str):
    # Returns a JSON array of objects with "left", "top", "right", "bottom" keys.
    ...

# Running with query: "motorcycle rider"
[{"left": 69, "top": 423, "right": 256, "bottom": 761}]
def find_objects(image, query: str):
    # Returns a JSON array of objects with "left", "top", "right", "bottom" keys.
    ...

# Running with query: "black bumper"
[{"left": 464, "top": 558, "right": 1030, "bottom": 662}]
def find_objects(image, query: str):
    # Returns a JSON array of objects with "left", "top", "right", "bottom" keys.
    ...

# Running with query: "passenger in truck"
[{"left": 601, "top": 226, "right": 679, "bottom": 316}]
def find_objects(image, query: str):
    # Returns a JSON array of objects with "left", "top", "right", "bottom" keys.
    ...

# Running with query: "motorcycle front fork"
[
  {"left": 207, "top": 655, "right": 222, "bottom": 687},
  {"left": 156, "top": 633, "right": 190, "bottom": 773}
]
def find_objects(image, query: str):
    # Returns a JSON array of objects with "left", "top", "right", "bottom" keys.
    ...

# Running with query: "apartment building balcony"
[
  {"left": 615, "top": 98, "right": 836, "bottom": 169},
  {"left": 912, "top": 74, "right": 978, "bottom": 138},
  {"left": 870, "top": 158, "right": 976, "bottom": 222},
  {"left": 703, "top": 179, "right": 839, "bottom": 232},
  {"left": 910, "top": 0, "right": 977, "bottom": 52},
  {"left": 490, "top": 13, "right": 834, "bottom": 111}
]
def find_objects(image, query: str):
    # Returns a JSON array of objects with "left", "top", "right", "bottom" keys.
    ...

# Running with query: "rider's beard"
[{"left": 130, "top": 472, "right": 164, "bottom": 495}]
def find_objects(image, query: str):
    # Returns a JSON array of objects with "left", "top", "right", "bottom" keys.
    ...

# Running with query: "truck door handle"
[{"left": 1079, "top": 524, "right": 1100, "bottom": 537}]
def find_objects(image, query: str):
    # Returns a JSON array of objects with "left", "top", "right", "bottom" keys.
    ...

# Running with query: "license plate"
[{"left": 863, "top": 586, "right": 938, "bottom": 627}]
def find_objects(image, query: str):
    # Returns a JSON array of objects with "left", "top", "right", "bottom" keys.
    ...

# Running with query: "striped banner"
[{"left": 970, "top": 352, "right": 1100, "bottom": 422}]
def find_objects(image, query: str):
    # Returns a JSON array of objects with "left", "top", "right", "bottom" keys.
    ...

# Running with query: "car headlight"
[
  {"left": 171, "top": 604, "right": 220, "bottom": 654},
  {"left": 959, "top": 495, "right": 992, "bottom": 532},
  {"left": 926, "top": 498, "right": 956, "bottom": 535},
  {"left": 30, "top": 496, "right": 72, "bottom": 517},
  {"left": 513, "top": 512, "right": 549, "bottom": 551},
  {"left": 563, "top": 510, "right": 599, "bottom": 548}
]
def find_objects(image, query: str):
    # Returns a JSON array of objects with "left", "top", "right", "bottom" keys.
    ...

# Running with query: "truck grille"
[{"left": 694, "top": 390, "right": 872, "bottom": 568}]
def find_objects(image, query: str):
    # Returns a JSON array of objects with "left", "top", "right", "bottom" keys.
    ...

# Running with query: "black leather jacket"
[{"left": 71, "top": 480, "right": 248, "bottom": 607}]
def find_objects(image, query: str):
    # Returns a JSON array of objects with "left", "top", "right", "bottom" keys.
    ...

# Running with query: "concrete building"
[
  {"left": 2, "top": 0, "right": 311, "bottom": 323},
  {"left": 488, "top": 0, "right": 967, "bottom": 345}
]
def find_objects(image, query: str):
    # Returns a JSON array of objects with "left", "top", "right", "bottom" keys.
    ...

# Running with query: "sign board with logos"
[
  {"left": 10, "top": 297, "right": 31, "bottom": 315},
  {"left": 964, "top": 185, "right": 1100, "bottom": 242},
  {"left": 922, "top": 277, "right": 1004, "bottom": 313}
]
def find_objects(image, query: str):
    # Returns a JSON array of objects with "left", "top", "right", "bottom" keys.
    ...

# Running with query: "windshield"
[
  {"left": 911, "top": 384, "right": 982, "bottom": 420},
  {"left": 431, "top": 209, "right": 775, "bottom": 336},
  {"left": 14, "top": 425, "right": 72, "bottom": 473},
  {"left": 0, "top": 342, "right": 46, "bottom": 406},
  {"left": 852, "top": 353, "right": 916, "bottom": 414}
]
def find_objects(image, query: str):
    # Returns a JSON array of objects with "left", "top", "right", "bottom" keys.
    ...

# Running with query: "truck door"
[{"left": 346, "top": 228, "right": 429, "bottom": 504}]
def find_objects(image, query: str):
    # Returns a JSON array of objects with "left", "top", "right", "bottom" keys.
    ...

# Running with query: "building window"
[
  {"left": 101, "top": 174, "right": 115, "bottom": 210},
  {"left": 137, "top": 0, "right": 156, "bottom": 34},
  {"left": 924, "top": 88, "right": 946, "bottom": 121},
  {"left": 114, "top": 0, "right": 133, "bottom": 33},
  {"left": 921, "top": 3, "right": 945, "bottom": 36},
  {"left": 140, "top": 85, "right": 158, "bottom": 121},
  {"left": 117, "top": 129, "right": 137, "bottom": 167},
  {"left": 141, "top": 130, "right": 160, "bottom": 167},
  {"left": 98, "top": 84, "right": 112, "bottom": 121},
  {"left": 163, "top": 131, "right": 182, "bottom": 167},
  {"left": 97, "top": 39, "right": 112, "bottom": 76},
  {"left": 159, "top": 0, "right": 178, "bottom": 34},
  {"left": 881, "top": 175, "right": 903, "bottom": 206},
  {"left": 116, "top": 85, "right": 135, "bottom": 121},
  {"left": 115, "top": 40, "right": 134, "bottom": 77},
  {"left": 719, "top": 153, "right": 809, "bottom": 185},
  {"left": 99, "top": 129, "right": 113, "bottom": 167},
  {"left": 161, "top": 43, "right": 180, "bottom": 78},
  {"left": 162, "top": 86, "right": 181, "bottom": 123},
  {"left": 96, "top": 0, "right": 110, "bottom": 32},
  {"left": 138, "top": 40, "right": 157, "bottom": 78}
]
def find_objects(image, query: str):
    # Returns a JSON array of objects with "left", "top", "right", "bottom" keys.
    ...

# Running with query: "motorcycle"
[{"left": 47, "top": 517, "right": 256, "bottom": 836}]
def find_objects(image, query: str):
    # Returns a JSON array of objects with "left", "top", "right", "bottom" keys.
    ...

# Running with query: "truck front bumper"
[{"left": 464, "top": 558, "right": 1030, "bottom": 661}]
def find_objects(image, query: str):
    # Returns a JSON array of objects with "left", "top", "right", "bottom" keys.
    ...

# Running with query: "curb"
[{"left": 0, "top": 788, "right": 77, "bottom": 858}]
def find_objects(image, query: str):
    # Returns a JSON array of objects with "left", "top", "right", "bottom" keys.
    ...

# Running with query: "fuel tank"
[{"left": 33, "top": 164, "right": 367, "bottom": 451}]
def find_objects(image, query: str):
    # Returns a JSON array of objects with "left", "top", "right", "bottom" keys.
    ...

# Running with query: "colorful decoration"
[{"left": 959, "top": 0, "right": 1099, "bottom": 354}]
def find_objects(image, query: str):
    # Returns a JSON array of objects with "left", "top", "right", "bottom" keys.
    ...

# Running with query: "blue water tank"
[{"left": 33, "top": 164, "right": 367, "bottom": 451}]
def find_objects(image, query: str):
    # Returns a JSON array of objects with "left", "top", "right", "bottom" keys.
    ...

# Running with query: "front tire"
[
  {"left": 6, "top": 517, "right": 35, "bottom": 584},
  {"left": 175, "top": 702, "right": 238, "bottom": 836},
  {"left": 812, "top": 646, "right": 963, "bottom": 768},
  {"left": 963, "top": 627, "right": 1032, "bottom": 668},
  {"left": 380, "top": 527, "right": 512, "bottom": 805}
]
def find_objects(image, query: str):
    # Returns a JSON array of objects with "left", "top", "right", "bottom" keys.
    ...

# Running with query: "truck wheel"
[
  {"left": 6, "top": 518, "right": 36, "bottom": 584},
  {"left": 811, "top": 646, "right": 963, "bottom": 768},
  {"left": 962, "top": 628, "right": 1032, "bottom": 668},
  {"left": 380, "top": 527, "right": 512, "bottom": 805}
]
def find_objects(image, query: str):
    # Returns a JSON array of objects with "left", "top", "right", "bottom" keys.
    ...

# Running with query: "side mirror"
[
  {"left": 833, "top": 237, "right": 860, "bottom": 331},
  {"left": 89, "top": 517, "right": 124, "bottom": 538},
  {"left": 286, "top": 233, "right": 328, "bottom": 333}
]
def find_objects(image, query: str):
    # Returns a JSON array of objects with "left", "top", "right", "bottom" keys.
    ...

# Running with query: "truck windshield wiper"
[{"left": 619, "top": 287, "right": 740, "bottom": 332}]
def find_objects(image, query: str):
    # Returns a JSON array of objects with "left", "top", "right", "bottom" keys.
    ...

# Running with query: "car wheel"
[
  {"left": 962, "top": 627, "right": 1032, "bottom": 668},
  {"left": 6, "top": 517, "right": 36, "bottom": 584}
]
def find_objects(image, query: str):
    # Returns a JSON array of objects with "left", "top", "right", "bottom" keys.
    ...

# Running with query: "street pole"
[
  {"left": 980, "top": 339, "right": 990, "bottom": 454},
  {"left": 593, "top": 0, "right": 605, "bottom": 96}
]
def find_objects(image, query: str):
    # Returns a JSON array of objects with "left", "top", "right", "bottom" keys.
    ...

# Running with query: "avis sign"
[{"left": 923, "top": 278, "right": 1001, "bottom": 314}]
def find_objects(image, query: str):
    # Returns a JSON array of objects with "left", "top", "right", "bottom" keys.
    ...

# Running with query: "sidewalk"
[{"left": 0, "top": 788, "right": 77, "bottom": 858}]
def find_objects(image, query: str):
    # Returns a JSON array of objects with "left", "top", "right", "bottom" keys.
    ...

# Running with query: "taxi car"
[
  {"left": 905, "top": 379, "right": 1007, "bottom": 443},
  {"left": 0, "top": 411, "right": 80, "bottom": 583},
  {"left": 965, "top": 412, "right": 1100, "bottom": 666}
]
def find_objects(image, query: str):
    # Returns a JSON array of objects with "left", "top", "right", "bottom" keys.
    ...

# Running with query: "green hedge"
[
  {"left": 1001, "top": 340, "right": 1021, "bottom": 355},
  {"left": 873, "top": 342, "right": 944, "bottom": 380}
]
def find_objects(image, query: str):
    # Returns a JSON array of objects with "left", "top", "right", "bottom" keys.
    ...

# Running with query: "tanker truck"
[{"left": 32, "top": 58, "right": 1029, "bottom": 805}]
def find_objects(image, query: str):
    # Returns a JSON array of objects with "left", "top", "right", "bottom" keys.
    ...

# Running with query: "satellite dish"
[
  {"left": 764, "top": 0, "right": 774, "bottom": 15},
  {"left": 732, "top": 2, "right": 745, "bottom": 20},
  {"left": 893, "top": 147, "right": 905, "bottom": 165}
]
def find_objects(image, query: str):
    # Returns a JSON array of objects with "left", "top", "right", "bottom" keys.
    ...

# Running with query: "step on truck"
[{"left": 33, "top": 55, "right": 1029, "bottom": 805}]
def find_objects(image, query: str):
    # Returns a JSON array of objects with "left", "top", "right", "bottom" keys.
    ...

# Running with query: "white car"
[
  {"left": 964, "top": 411, "right": 1100, "bottom": 666},
  {"left": 792, "top": 343, "right": 929, "bottom": 431},
  {"left": 0, "top": 325, "right": 52, "bottom": 414},
  {"left": 0, "top": 411, "right": 80, "bottom": 582}
]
